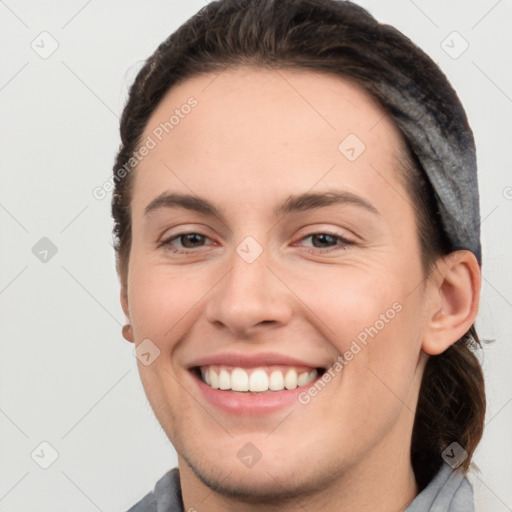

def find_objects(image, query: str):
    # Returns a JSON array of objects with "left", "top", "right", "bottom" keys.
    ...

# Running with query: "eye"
[
  {"left": 297, "top": 232, "right": 355, "bottom": 252},
  {"left": 159, "top": 232, "right": 213, "bottom": 252}
]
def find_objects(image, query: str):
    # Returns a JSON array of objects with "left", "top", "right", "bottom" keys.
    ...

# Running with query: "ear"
[
  {"left": 120, "top": 288, "right": 134, "bottom": 343},
  {"left": 421, "top": 250, "right": 481, "bottom": 355},
  {"left": 120, "top": 287, "right": 130, "bottom": 319}
]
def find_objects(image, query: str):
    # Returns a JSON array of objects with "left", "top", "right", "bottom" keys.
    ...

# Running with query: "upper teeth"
[{"left": 200, "top": 366, "right": 318, "bottom": 392}]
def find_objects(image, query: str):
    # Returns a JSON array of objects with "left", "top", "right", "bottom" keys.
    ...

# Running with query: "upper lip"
[{"left": 187, "top": 352, "right": 327, "bottom": 370}]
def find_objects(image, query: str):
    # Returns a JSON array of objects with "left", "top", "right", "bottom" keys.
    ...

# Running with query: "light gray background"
[{"left": 1, "top": 1, "right": 511, "bottom": 511}]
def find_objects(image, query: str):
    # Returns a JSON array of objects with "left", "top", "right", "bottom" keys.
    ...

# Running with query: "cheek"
[
  {"left": 294, "top": 264, "right": 402, "bottom": 341},
  {"left": 127, "top": 262, "right": 201, "bottom": 344},
  {"left": 126, "top": 263, "right": 202, "bottom": 433},
  {"left": 298, "top": 264, "right": 424, "bottom": 388}
]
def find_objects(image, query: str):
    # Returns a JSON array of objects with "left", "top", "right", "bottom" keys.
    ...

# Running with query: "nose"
[{"left": 205, "top": 242, "right": 293, "bottom": 338}]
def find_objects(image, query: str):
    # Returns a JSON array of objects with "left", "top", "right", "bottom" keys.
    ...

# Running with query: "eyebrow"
[
  {"left": 275, "top": 190, "right": 379, "bottom": 217},
  {"left": 145, "top": 193, "right": 222, "bottom": 218},
  {"left": 144, "top": 189, "right": 380, "bottom": 219}
]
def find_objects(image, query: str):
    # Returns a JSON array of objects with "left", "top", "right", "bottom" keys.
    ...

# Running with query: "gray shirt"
[{"left": 127, "top": 464, "right": 475, "bottom": 512}]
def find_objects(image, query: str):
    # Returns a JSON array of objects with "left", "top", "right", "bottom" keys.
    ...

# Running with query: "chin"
[{"left": 180, "top": 446, "right": 337, "bottom": 505}]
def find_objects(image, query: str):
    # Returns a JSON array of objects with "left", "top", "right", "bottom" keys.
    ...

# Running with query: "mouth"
[
  {"left": 187, "top": 353, "right": 331, "bottom": 415},
  {"left": 192, "top": 365, "right": 326, "bottom": 394}
]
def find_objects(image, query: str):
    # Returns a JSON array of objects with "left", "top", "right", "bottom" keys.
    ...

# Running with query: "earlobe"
[
  {"left": 422, "top": 251, "right": 481, "bottom": 356},
  {"left": 122, "top": 324, "right": 134, "bottom": 343}
]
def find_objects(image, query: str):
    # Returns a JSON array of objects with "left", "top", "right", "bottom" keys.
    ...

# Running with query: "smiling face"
[{"left": 122, "top": 67, "right": 435, "bottom": 506}]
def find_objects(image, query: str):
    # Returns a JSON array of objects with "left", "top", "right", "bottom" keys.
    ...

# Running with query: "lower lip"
[{"left": 191, "top": 371, "right": 319, "bottom": 415}]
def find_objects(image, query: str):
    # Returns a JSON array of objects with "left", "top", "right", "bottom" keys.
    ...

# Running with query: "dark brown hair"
[{"left": 112, "top": 0, "right": 485, "bottom": 491}]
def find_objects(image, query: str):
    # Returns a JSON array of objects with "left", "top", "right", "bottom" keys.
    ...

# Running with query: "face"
[{"left": 123, "top": 67, "right": 432, "bottom": 502}]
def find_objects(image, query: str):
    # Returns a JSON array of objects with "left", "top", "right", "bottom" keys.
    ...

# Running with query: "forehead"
[
  {"left": 133, "top": 66, "right": 407, "bottom": 211},
  {"left": 142, "top": 65, "right": 401, "bottom": 146}
]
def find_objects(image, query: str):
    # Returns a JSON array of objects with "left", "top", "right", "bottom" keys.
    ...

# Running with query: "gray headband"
[{"left": 374, "top": 82, "right": 481, "bottom": 266}]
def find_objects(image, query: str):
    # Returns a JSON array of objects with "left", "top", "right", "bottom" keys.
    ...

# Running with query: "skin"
[{"left": 120, "top": 67, "right": 480, "bottom": 511}]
